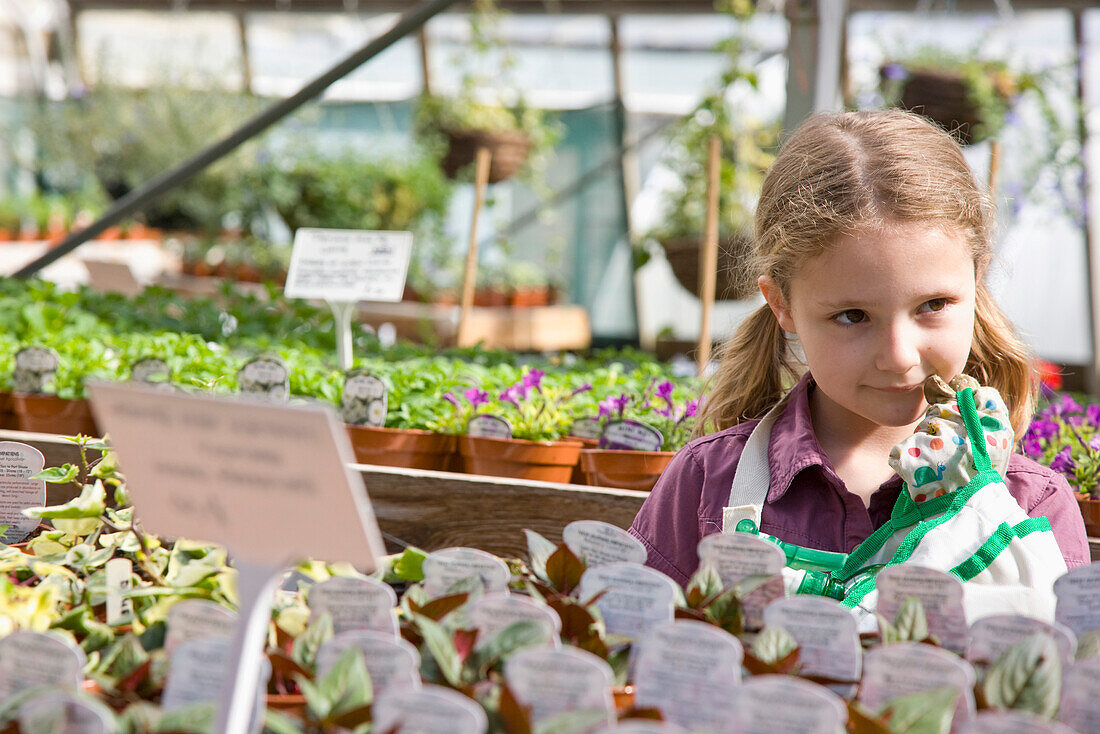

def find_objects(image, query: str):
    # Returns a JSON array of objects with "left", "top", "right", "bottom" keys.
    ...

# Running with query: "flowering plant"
[
  {"left": 1021, "top": 392, "right": 1100, "bottom": 499},
  {"left": 597, "top": 378, "right": 699, "bottom": 452},
  {"left": 494, "top": 368, "right": 591, "bottom": 442}
]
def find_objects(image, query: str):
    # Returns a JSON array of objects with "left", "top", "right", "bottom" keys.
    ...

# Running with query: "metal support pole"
[
  {"left": 14, "top": 0, "right": 462, "bottom": 279},
  {"left": 236, "top": 12, "right": 252, "bottom": 94},
  {"left": 1074, "top": 10, "right": 1099, "bottom": 395},
  {"left": 608, "top": 14, "right": 639, "bottom": 343}
]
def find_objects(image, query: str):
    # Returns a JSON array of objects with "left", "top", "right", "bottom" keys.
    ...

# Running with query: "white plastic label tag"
[
  {"left": 577, "top": 562, "right": 678, "bottom": 639},
  {"left": 563, "top": 520, "right": 647, "bottom": 567},
  {"left": 308, "top": 575, "right": 399, "bottom": 637}
]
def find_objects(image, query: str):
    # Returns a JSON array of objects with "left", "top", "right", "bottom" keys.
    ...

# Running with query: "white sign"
[
  {"left": 961, "top": 711, "right": 1077, "bottom": 734},
  {"left": 632, "top": 620, "right": 743, "bottom": 732},
  {"left": 286, "top": 228, "right": 413, "bottom": 303},
  {"left": 316, "top": 630, "right": 421, "bottom": 696},
  {"left": 0, "top": 441, "right": 45, "bottom": 544},
  {"left": 105, "top": 557, "right": 134, "bottom": 625},
  {"left": 1055, "top": 564, "right": 1100, "bottom": 637},
  {"left": 18, "top": 691, "right": 114, "bottom": 734},
  {"left": 762, "top": 596, "right": 862, "bottom": 684},
  {"left": 131, "top": 357, "right": 171, "bottom": 384},
  {"left": 237, "top": 357, "right": 289, "bottom": 401},
  {"left": 596, "top": 725, "right": 688, "bottom": 734},
  {"left": 876, "top": 565, "right": 968, "bottom": 653},
  {"left": 422, "top": 547, "right": 511, "bottom": 600},
  {"left": 728, "top": 676, "right": 847, "bottom": 734},
  {"left": 570, "top": 417, "right": 602, "bottom": 440},
  {"left": 598, "top": 420, "right": 663, "bottom": 452},
  {"left": 308, "top": 575, "right": 399, "bottom": 636},
  {"left": 968, "top": 615, "right": 1076, "bottom": 670},
  {"left": 466, "top": 414, "right": 513, "bottom": 440},
  {"left": 0, "top": 631, "right": 85, "bottom": 700},
  {"left": 577, "top": 562, "right": 678, "bottom": 639},
  {"left": 504, "top": 646, "right": 614, "bottom": 728},
  {"left": 859, "top": 642, "right": 976, "bottom": 727},
  {"left": 162, "top": 637, "right": 268, "bottom": 734},
  {"left": 165, "top": 599, "right": 239, "bottom": 655},
  {"left": 83, "top": 257, "right": 143, "bottom": 297},
  {"left": 372, "top": 685, "right": 488, "bottom": 734},
  {"left": 342, "top": 372, "right": 387, "bottom": 427},
  {"left": 697, "top": 533, "right": 786, "bottom": 630},
  {"left": 563, "top": 520, "right": 647, "bottom": 567},
  {"left": 13, "top": 346, "right": 58, "bottom": 393},
  {"left": 466, "top": 593, "right": 561, "bottom": 650},
  {"left": 1059, "top": 657, "right": 1100, "bottom": 734}
]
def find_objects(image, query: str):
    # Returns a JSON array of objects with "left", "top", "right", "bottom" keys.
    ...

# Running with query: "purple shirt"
[{"left": 630, "top": 374, "right": 1090, "bottom": 585}]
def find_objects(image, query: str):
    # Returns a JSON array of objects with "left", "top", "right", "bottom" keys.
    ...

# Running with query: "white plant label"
[
  {"left": 697, "top": 533, "right": 786, "bottom": 630},
  {"left": 422, "top": 547, "right": 511, "bottom": 599},
  {"left": 1054, "top": 563, "right": 1100, "bottom": 637},
  {"left": 18, "top": 691, "right": 114, "bottom": 734},
  {"left": 162, "top": 637, "right": 268, "bottom": 734},
  {"left": 598, "top": 419, "right": 663, "bottom": 452},
  {"left": 0, "top": 441, "right": 45, "bottom": 544},
  {"left": 1059, "top": 657, "right": 1100, "bottom": 734},
  {"left": 876, "top": 565, "right": 968, "bottom": 654},
  {"left": 504, "top": 646, "right": 614, "bottom": 728},
  {"left": 762, "top": 596, "right": 861, "bottom": 684},
  {"left": 596, "top": 724, "right": 688, "bottom": 734},
  {"left": 860, "top": 642, "right": 976, "bottom": 726},
  {"left": 13, "top": 346, "right": 58, "bottom": 394},
  {"left": 0, "top": 631, "right": 85, "bottom": 700},
  {"left": 131, "top": 357, "right": 171, "bottom": 384},
  {"left": 372, "top": 684, "right": 488, "bottom": 734},
  {"left": 570, "top": 417, "right": 603, "bottom": 440},
  {"left": 632, "top": 620, "right": 744, "bottom": 733},
  {"left": 342, "top": 371, "right": 387, "bottom": 427},
  {"left": 466, "top": 592, "right": 561, "bottom": 650},
  {"left": 961, "top": 711, "right": 1077, "bottom": 734},
  {"left": 728, "top": 676, "right": 847, "bottom": 734},
  {"left": 237, "top": 357, "right": 289, "bottom": 402},
  {"left": 165, "top": 599, "right": 239, "bottom": 654},
  {"left": 466, "top": 414, "right": 513, "bottom": 439},
  {"left": 286, "top": 228, "right": 413, "bottom": 303},
  {"left": 578, "top": 562, "right": 678, "bottom": 639},
  {"left": 967, "top": 615, "right": 1076, "bottom": 670},
  {"left": 563, "top": 520, "right": 647, "bottom": 567},
  {"left": 105, "top": 557, "right": 134, "bottom": 625},
  {"left": 316, "top": 630, "right": 421, "bottom": 696},
  {"left": 308, "top": 575, "right": 399, "bottom": 637}
]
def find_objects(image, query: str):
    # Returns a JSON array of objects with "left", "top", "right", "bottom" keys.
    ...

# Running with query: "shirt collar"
[{"left": 766, "top": 372, "right": 835, "bottom": 502}]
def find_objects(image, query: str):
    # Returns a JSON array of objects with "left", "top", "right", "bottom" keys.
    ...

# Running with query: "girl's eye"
[
  {"left": 834, "top": 309, "right": 867, "bottom": 325},
  {"left": 920, "top": 298, "right": 949, "bottom": 314}
]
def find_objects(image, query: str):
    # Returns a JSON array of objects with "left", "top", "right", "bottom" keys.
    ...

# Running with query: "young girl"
[{"left": 630, "top": 109, "right": 1090, "bottom": 585}]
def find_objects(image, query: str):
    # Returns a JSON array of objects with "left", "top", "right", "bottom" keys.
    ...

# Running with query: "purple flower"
[
  {"left": 1069, "top": 415, "right": 1085, "bottom": 427},
  {"left": 464, "top": 388, "right": 489, "bottom": 408},
  {"left": 1028, "top": 418, "right": 1058, "bottom": 442},
  {"left": 655, "top": 380, "right": 675, "bottom": 402},
  {"left": 570, "top": 382, "right": 593, "bottom": 397},
  {"left": 655, "top": 405, "right": 673, "bottom": 419},
  {"left": 1022, "top": 437, "right": 1043, "bottom": 458},
  {"left": 1089, "top": 436, "right": 1100, "bottom": 453},
  {"left": 598, "top": 393, "right": 630, "bottom": 420},
  {"left": 522, "top": 368, "right": 545, "bottom": 391},
  {"left": 1086, "top": 405, "right": 1100, "bottom": 426},
  {"left": 443, "top": 392, "right": 460, "bottom": 407},
  {"left": 1051, "top": 446, "right": 1076, "bottom": 475},
  {"left": 683, "top": 399, "right": 699, "bottom": 418},
  {"left": 1061, "top": 394, "right": 1083, "bottom": 415},
  {"left": 500, "top": 385, "right": 523, "bottom": 408}
]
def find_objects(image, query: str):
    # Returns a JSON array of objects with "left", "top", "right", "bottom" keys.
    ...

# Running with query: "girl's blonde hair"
[{"left": 697, "top": 109, "right": 1036, "bottom": 438}]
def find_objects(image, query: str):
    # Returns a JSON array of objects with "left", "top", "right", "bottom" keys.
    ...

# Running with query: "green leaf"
[
  {"left": 1075, "top": 630, "right": 1100, "bottom": 661},
  {"left": 263, "top": 709, "right": 306, "bottom": 734},
  {"left": 387, "top": 546, "right": 428, "bottom": 582},
  {"left": 523, "top": 529, "right": 556, "bottom": 583},
  {"left": 23, "top": 480, "right": 105, "bottom": 520},
  {"left": 894, "top": 596, "right": 929, "bottom": 643},
  {"left": 472, "top": 620, "right": 552, "bottom": 672},
  {"left": 291, "top": 612, "right": 334, "bottom": 671},
  {"left": 31, "top": 464, "right": 79, "bottom": 484},
  {"left": 878, "top": 687, "right": 957, "bottom": 734},
  {"left": 532, "top": 709, "right": 611, "bottom": 734},
  {"left": 980, "top": 632, "right": 1061, "bottom": 719},
  {"left": 751, "top": 626, "right": 798, "bottom": 665},
  {"left": 685, "top": 565, "right": 723, "bottom": 609},
  {"left": 414, "top": 613, "right": 463, "bottom": 687},
  {"left": 318, "top": 646, "right": 373, "bottom": 721}
]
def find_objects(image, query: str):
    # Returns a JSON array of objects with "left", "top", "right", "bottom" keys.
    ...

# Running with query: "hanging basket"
[
  {"left": 659, "top": 233, "right": 756, "bottom": 300},
  {"left": 440, "top": 128, "right": 532, "bottom": 184},
  {"left": 883, "top": 67, "right": 1010, "bottom": 146}
]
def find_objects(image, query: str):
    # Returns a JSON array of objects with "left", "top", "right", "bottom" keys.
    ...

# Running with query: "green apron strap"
[{"left": 957, "top": 387, "right": 993, "bottom": 474}]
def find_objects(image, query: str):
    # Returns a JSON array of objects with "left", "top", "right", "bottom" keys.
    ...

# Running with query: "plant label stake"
[
  {"left": 457, "top": 146, "right": 493, "bottom": 348},
  {"left": 0, "top": 441, "right": 45, "bottom": 544},
  {"left": 467, "top": 592, "right": 562, "bottom": 650},
  {"left": 632, "top": 620, "right": 743, "bottom": 732},
  {"left": 285, "top": 228, "right": 414, "bottom": 370},
  {"left": 131, "top": 357, "right": 171, "bottom": 384},
  {"left": 0, "top": 631, "right": 85, "bottom": 700},
  {"left": 316, "top": 630, "right": 421, "bottom": 694},
  {"left": 728, "top": 677, "right": 847, "bottom": 734},
  {"left": 1059, "top": 657, "right": 1100, "bottom": 733},
  {"left": 577, "top": 562, "right": 678, "bottom": 639},
  {"left": 372, "top": 684, "right": 489, "bottom": 734},
  {"left": 342, "top": 370, "right": 388, "bottom": 427},
  {"left": 967, "top": 615, "right": 1076, "bottom": 671},
  {"left": 697, "top": 533, "right": 786, "bottom": 630},
  {"left": 237, "top": 356, "right": 290, "bottom": 402},
  {"left": 859, "top": 643, "right": 976, "bottom": 726},
  {"left": 763, "top": 597, "right": 862, "bottom": 690},
  {"left": 598, "top": 419, "right": 663, "bottom": 452},
  {"left": 421, "top": 546, "right": 510, "bottom": 600},
  {"left": 466, "top": 413, "right": 513, "bottom": 439},
  {"left": 875, "top": 565, "right": 968, "bottom": 654},
  {"left": 569, "top": 417, "right": 602, "bottom": 440},
  {"left": 308, "top": 575, "right": 399, "bottom": 636},
  {"left": 105, "top": 557, "right": 133, "bottom": 625},
  {"left": 165, "top": 599, "right": 239, "bottom": 655},
  {"left": 967, "top": 712, "right": 1078, "bottom": 734},
  {"left": 86, "top": 381, "right": 385, "bottom": 734},
  {"left": 18, "top": 691, "right": 114, "bottom": 734},
  {"left": 1054, "top": 563, "right": 1100, "bottom": 637},
  {"left": 503, "top": 647, "right": 615, "bottom": 728},
  {"left": 161, "top": 636, "right": 269, "bottom": 733},
  {"left": 562, "top": 520, "right": 647, "bottom": 567},
  {"left": 13, "top": 346, "right": 58, "bottom": 394},
  {"left": 697, "top": 134, "right": 721, "bottom": 378}
]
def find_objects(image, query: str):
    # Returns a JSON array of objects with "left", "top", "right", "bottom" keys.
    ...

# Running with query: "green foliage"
[
  {"left": 980, "top": 633, "right": 1062, "bottom": 719},
  {"left": 877, "top": 687, "right": 958, "bottom": 734}
]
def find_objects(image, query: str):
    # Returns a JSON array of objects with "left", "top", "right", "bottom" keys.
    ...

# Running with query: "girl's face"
[{"left": 762, "top": 221, "right": 977, "bottom": 433}]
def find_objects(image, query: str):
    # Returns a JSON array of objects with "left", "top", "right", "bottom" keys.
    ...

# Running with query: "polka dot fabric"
[{"left": 888, "top": 385, "right": 1014, "bottom": 504}]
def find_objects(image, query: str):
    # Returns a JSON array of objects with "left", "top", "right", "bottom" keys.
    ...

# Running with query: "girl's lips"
[{"left": 873, "top": 384, "right": 922, "bottom": 393}]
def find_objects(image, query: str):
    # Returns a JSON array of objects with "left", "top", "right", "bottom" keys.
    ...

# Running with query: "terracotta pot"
[
  {"left": 509, "top": 287, "right": 551, "bottom": 308},
  {"left": 346, "top": 425, "right": 456, "bottom": 471},
  {"left": 568, "top": 437, "right": 599, "bottom": 485},
  {"left": 474, "top": 288, "right": 509, "bottom": 307},
  {"left": 1079, "top": 497, "right": 1100, "bottom": 537},
  {"left": 0, "top": 391, "right": 19, "bottom": 430},
  {"left": 266, "top": 693, "right": 307, "bottom": 718},
  {"left": 579, "top": 448, "right": 676, "bottom": 491},
  {"left": 441, "top": 127, "right": 532, "bottom": 184},
  {"left": 458, "top": 435, "right": 583, "bottom": 483},
  {"left": 612, "top": 685, "right": 635, "bottom": 713},
  {"left": 11, "top": 394, "right": 99, "bottom": 437}
]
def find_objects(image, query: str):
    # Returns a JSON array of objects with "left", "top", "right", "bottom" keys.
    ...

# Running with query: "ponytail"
[
  {"left": 966, "top": 282, "right": 1037, "bottom": 440},
  {"left": 694, "top": 303, "right": 801, "bottom": 437}
]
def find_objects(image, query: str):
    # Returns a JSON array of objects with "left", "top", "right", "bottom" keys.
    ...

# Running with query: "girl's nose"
[{"left": 875, "top": 322, "right": 922, "bottom": 374}]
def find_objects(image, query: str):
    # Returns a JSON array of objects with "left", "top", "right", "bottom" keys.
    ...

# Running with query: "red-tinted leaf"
[
  {"left": 742, "top": 648, "right": 800, "bottom": 677},
  {"left": 332, "top": 704, "right": 373, "bottom": 729},
  {"left": 453, "top": 629, "right": 480, "bottom": 664},
  {"left": 274, "top": 624, "right": 294, "bottom": 653},
  {"left": 546, "top": 597, "right": 599, "bottom": 642},
  {"left": 847, "top": 702, "right": 892, "bottom": 734},
  {"left": 545, "top": 544, "right": 585, "bottom": 595},
  {"left": 268, "top": 650, "right": 312, "bottom": 682},
  {"left": 401, "top": 624, "right": 423, "bottom": 647},
  {"left": 419, "top": 593, "right": 470, "bottom": 622},
  {"left": 619, "top": 708, "right": 664, "bottom": 721},
  {"left": 117, "top": 659, "right": 152, "bottom": 694},
  {"left": 499, "top": 683, "right": 533, "bottom": 734},
  {"left": 674, "top": 607, "right": 707, "bottom": 622}
]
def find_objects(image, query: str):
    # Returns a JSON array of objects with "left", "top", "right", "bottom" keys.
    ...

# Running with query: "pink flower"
[
  {"left": 522, "top": 369, "right": 545, "bottom": 391},
  {"left": 464, "top": 388, "right": 489, "bottom": 408}
]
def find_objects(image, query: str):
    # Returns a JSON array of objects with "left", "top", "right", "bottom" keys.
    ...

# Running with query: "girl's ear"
[{"left": 758, "top": 275, "right": 797, "bottom": 334}]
